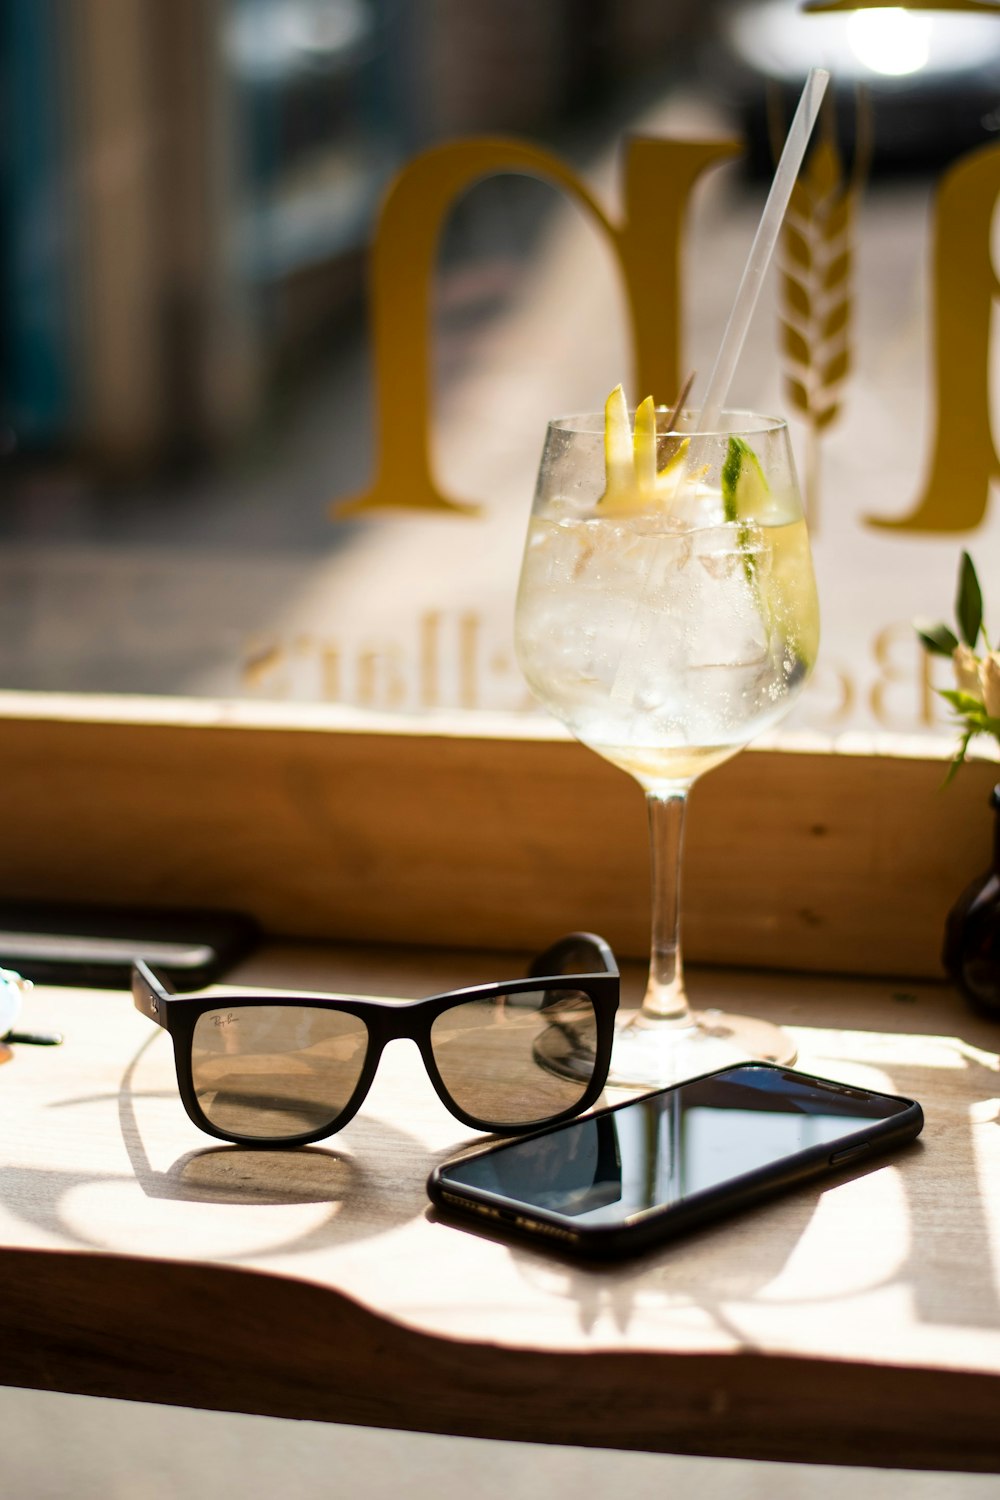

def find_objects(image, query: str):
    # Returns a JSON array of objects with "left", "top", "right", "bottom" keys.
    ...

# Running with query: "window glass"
[{"left": 2, "top": 0, "right": 998, "bottom": 743}]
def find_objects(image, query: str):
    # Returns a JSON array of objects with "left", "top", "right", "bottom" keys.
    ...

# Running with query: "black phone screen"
[{"left": 438, "top": 1064, "right": 918, "bottom": 1229}]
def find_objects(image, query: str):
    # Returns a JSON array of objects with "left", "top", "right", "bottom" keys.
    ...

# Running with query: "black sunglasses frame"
[{"left": 131, "top": 933, "right": 619, "bottom": 1147}]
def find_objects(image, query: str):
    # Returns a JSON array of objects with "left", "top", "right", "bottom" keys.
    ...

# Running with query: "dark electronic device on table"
[
  {"left": 427, "top": 1062, "right": 924, "bottom": 1261},
  {"left": 0, "top": 902, "right": 259, "bottom": 989}
]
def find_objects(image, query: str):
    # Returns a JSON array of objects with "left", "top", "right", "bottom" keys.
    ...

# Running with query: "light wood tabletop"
[{"left": 3, "top": 941, "right": 1000, "bottom": 1472}]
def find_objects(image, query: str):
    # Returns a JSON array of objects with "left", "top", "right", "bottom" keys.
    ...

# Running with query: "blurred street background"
[{"left": 3, "top": 0, "right": 1000, "bottom": 737}]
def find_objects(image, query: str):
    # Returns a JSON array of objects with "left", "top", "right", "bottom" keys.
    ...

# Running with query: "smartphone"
[
  {"left": 0, "top": 901, "right": 259, "bottom": 990},
  {"left": 427, "top": 1062, "right": 924, "bottom": 1260}
]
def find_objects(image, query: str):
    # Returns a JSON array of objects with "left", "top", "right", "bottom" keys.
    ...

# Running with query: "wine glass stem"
[{"left": 641, "top": 789, "right": 691, "bottom": 1023}]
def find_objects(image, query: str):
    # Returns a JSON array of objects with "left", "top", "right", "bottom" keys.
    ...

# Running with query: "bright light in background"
[
  {"left": 725, "top": 1, "right": 999, "bottom": 83},
  {"left": 847, "top": 7, "right": 933, "bottom": 76}
]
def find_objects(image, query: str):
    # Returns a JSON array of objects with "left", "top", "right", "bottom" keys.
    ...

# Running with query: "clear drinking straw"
[
  {"left": 610, "top": 68, "right": 829, "bottom": 707},
  {"left": 696, "top": 66, "right": 830, "bottom": 435}
]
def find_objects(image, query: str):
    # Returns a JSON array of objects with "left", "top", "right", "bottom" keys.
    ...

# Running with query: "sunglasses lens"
[
  {"left": 430, "top": 987, "right": 599, "bottom": 1126},
  {"left": 191, "top": 1005, "right": 368, "bottom": 1139}
]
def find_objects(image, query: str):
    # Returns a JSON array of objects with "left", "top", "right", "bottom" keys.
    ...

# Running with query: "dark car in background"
[{"left": 709, "top": 0, "right": 1000, "bottom": 174}]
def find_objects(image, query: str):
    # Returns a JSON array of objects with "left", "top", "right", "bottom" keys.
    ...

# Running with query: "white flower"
[
  {"left": 953, "top": 643, "right": 982, "bottom": 697},
  {"left": 980, "top": 652, "right": 1000, "bottom": 718}
]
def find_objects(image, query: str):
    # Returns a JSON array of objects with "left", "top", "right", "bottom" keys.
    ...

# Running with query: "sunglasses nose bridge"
[{"left": 379, "top": 1000, "right": 425, "bottom": 1045}]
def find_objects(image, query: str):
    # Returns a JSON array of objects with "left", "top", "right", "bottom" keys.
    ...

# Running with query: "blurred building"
[{"left": 0, "top": 0, "right": 708, "bottom": 476}]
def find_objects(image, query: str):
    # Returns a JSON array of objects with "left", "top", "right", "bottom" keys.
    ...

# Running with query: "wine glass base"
[
  {"left": 533, "top": 1007, "right": 797, "bottom": 1093},
  {"left": 605, "top": 1008, "right": 797, "bottom": 1090}
]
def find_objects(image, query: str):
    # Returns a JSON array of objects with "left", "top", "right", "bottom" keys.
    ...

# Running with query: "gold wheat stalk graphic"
[{"left": 772, "top": 89, "right": 871, "bottom": 531}]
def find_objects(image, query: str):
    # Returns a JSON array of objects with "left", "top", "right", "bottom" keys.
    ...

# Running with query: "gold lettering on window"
[
  {"left": 333, "top": 134, "right": 738, "bottom": 518},
  {"left": 868, "top": 143, "right": 1000, "bottom": 534}
]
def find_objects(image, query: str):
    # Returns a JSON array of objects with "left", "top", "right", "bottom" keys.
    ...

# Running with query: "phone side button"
[{"left": 829, "top": 1142, "right": 871, "bottom": 1166}]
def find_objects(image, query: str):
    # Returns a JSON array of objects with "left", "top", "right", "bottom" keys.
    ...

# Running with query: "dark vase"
[{"left": 943, "top": 785, "right": 1000, "bottom": 1018}]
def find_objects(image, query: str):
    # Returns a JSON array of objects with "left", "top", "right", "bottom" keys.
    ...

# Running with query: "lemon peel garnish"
[
  {"left": 600, "top": 384, "right": 634, "bottom": 512},
  {"left": 599, "top": 387, "right": 692, "bottom": 514},
  {"left": 633, "top": 395, "right": 657, "bottom": 496},
  {"left": 653, "top": 435, "right": 691, "bottom": 498}
]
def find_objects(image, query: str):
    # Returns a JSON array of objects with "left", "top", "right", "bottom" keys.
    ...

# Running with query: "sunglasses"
[{"left": 131, "top": 932, "right": 619, "bottom": 1146}]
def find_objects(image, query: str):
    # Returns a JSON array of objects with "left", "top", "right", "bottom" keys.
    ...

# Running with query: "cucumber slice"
[{"left": 721, "top": 436, "right": 771, "bottom": 522}]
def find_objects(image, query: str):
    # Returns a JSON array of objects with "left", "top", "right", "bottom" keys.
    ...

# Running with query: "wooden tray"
[{"left": 3, "top": 942, "right": 1000, "bottom": 1471}]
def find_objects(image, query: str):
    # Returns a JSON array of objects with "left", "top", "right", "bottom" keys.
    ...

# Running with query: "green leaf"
[
  {"left": 942, "top": 730, "right": 974, "bottom": 788},
  {"left": 956, "top": 551, "right": 984, "bottom": 647},
  {"left": 938, "top": 689, "right": 984, "bottom": 715},
  {"left": 914, "top": 619, "right": 959, "bottom": 656}
]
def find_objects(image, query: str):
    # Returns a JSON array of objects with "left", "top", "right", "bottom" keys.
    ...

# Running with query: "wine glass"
[{"left": 515, "top": 406, "right": 819, "bottom": 1088}]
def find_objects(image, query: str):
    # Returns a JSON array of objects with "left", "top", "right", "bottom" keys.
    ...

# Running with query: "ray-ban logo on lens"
[{"left": 212, "top": 1012, "right": 239, "bottom": 1028}]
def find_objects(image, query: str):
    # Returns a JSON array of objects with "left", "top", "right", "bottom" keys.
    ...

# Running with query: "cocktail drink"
[{"left": 515, "top": 394, "right": 819, "bottom": 1086}]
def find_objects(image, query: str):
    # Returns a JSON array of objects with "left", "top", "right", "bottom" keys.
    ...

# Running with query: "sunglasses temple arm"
[
  {"left": 527, "top": 932, "right": 619, "bottom": 980},
  {"left": 131, "top": 960, "right": 173, "bottom": 1028}
]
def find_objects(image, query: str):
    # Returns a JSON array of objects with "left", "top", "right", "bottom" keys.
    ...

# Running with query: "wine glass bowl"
[{"left": 515, "top": 407, "right": 819, "bottom": 1087}]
